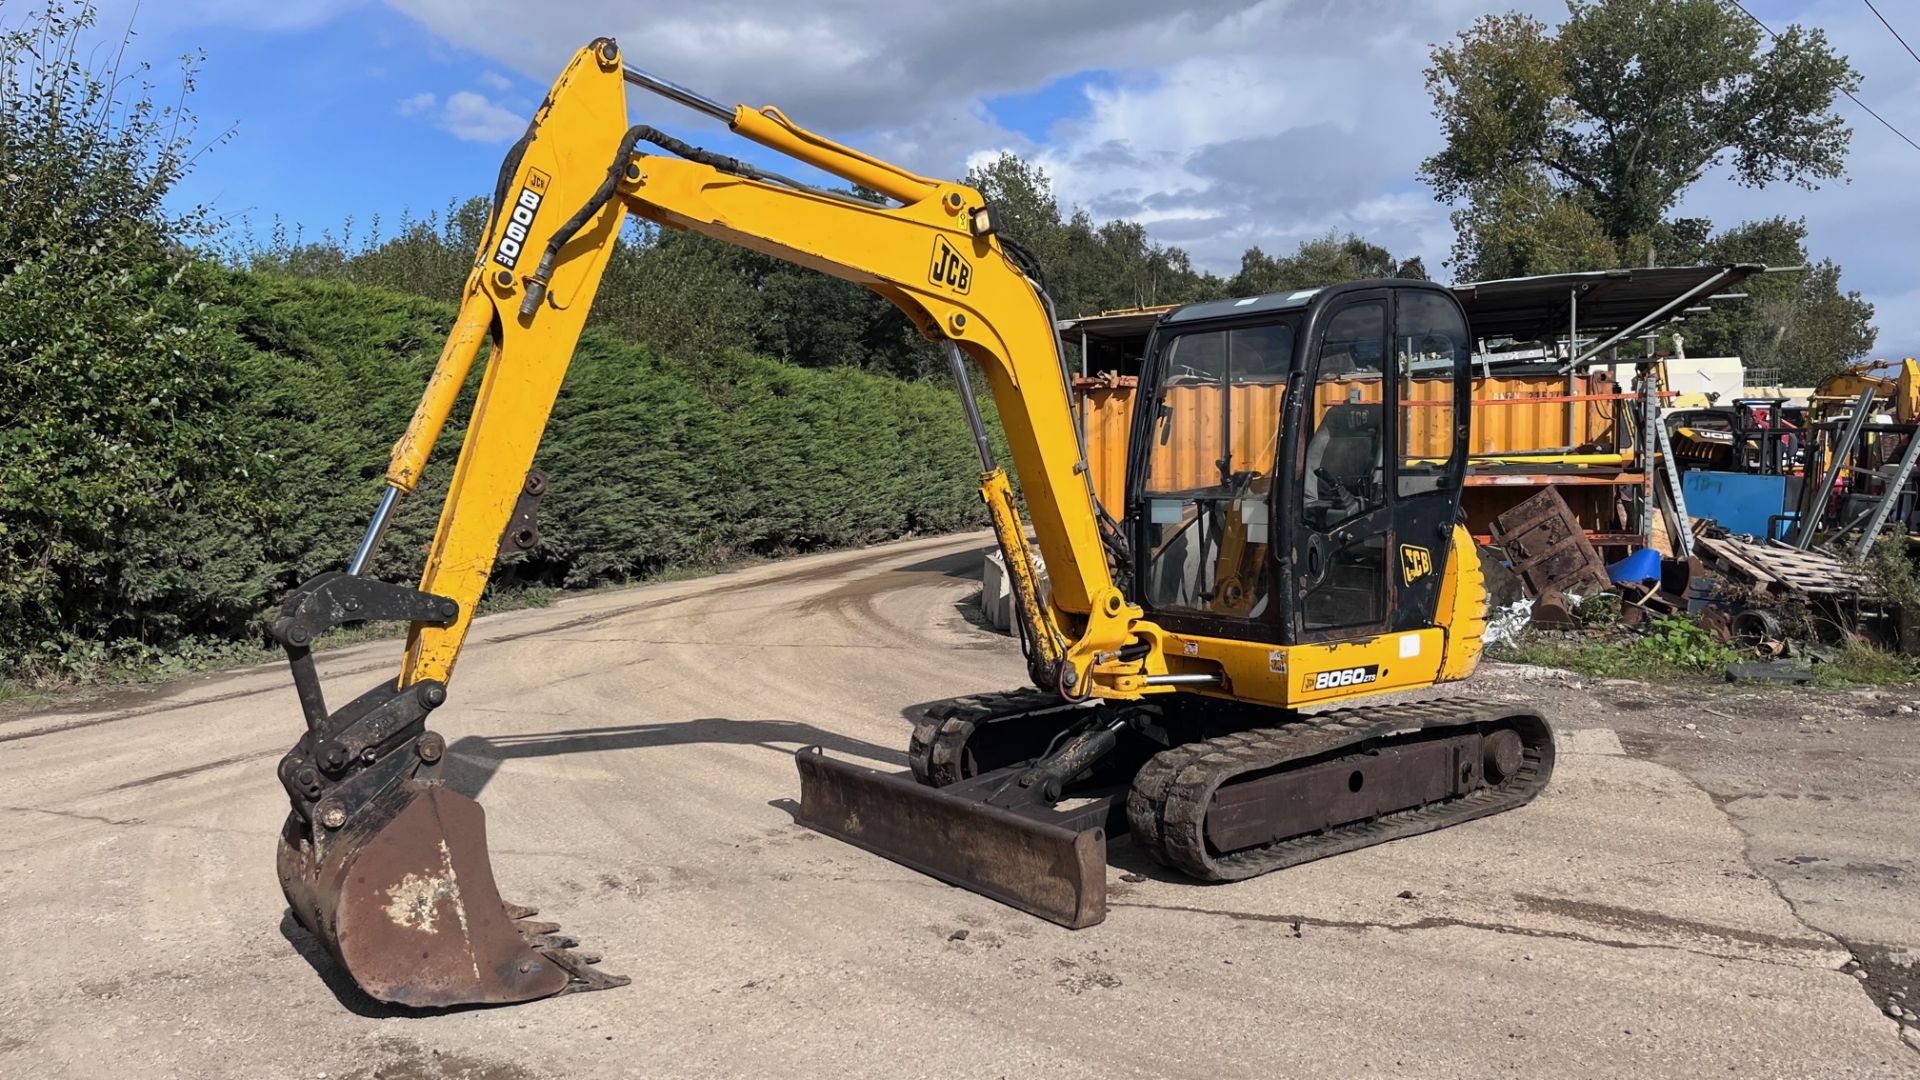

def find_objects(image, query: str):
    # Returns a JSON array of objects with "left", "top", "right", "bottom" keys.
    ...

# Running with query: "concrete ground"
[{"left": 1, "top": 530, "right": 1915, "bottom": 1079}]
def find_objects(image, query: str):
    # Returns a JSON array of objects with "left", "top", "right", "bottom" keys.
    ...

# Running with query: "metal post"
[
  {"left": 1649, "top": 378, "right": 1695, "bottom": 559},
  {"left": 1561, "top": 266, "right": 1742, "bottom": 372},
  {"left": 1638, "top": 368, "right": 1656, "bottom": 544},
  {"left": 347, "top": 486, "right": 401, "bottom": 576},
  {"left": 1566, "top": 287, "right": 1579, "bottom": 448},
  {"left": 1078, "top": 329, "right": 1089, "bottom": 430},
  {"left": 1793, "top": 387, "right": 1878, "bottom": 549},
  {"left": 1851, "top": 421, "right": 1920, "bottom": 560},
  {"left": 943, "top": 341, "right": 997, "bottom": 472}
]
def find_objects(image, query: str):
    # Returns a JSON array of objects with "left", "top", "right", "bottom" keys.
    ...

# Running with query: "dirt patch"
[
  {"left": 1512, "top": 893, "right": 1830, "bottom": 952},
  {"left": 343, "top": 1038, "right": 544, "bottom": 1080}
]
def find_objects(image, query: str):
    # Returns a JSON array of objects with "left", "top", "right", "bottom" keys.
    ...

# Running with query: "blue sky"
[{"left": 49, "top": 0, "right": 1920, "bottom": 356}]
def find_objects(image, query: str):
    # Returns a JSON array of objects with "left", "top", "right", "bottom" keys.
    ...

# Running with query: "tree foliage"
[
  {"left": 1444, "top": 170, "right": 1622, "bottom": 280},
  {"left": 1423, "top": 0, "right": 1875, "bottom": 379},
  {"left": 1, "top": 1, "right": 257, "bottom": 672},
  {"left": 1423, "top": 0, "right": 1857, "bottom": 247},
  {"left": 1678, "top": 218, "right": 1874, "bottom": 385},
  {"left": 1227, "top": 232, "right": 1427, "bottom": 295}
]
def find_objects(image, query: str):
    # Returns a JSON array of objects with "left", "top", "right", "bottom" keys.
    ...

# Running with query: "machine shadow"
[
  {"left": 895, "top": 687, "right": 1037, "bottom": 727},
  {"left": 893, "top": 545, "right": 994, "bottom": 580},
  {"left": 443, "top": 717, "right": 908, "bottom": 800}
]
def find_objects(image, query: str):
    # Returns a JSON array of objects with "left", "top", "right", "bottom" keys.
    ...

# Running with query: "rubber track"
[
  {"left": 1126, "top": 697, "right": 1554, "bottom": 882},
  {"left": 906, "top": 688, "right": 1080, "bottom": 787}
]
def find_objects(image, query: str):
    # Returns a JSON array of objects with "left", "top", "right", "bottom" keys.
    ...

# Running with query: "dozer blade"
[
  {"left": 793, "top": 746, "right": 1107, "bottom": 929},
  {"left": 278, "top": 781, "right": 628, "bottom": 1008}
]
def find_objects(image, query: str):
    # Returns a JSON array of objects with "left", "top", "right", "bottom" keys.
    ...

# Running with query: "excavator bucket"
[
  {"left": 793, "top": 747, "right": 1109, "bottom": 928},
  {"left": 278, "top": 779, "right": 627, "bottom": 1008},
  {"left": 271, "top": 573, "right": 626, "bottom": 1009}
]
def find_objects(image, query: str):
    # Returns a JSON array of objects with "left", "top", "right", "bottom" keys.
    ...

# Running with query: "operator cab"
[{"left": 1125, "top": 280, "right": 1473, "bottom": 646}]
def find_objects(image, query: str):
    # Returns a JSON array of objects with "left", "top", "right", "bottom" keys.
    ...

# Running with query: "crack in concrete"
[
  {"left": 1107, "top": 900, "right": 1834, "bottom": 970},
  {"left": 104, "top": 749, "right": 280, "bottom": 792},
  {"left": 1, "top": 805, "right": 145, "bottom": 827},
  {"left": 1614, "top": 728, "right": 1920, "bottom": 1058}
]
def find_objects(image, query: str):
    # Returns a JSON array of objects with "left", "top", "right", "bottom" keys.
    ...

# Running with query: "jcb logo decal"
[
  {"left": 492, "top": 168, "right": 551, "bottom": 271},
  {"left": 1400, "top": 544, "right": 1433, "bottom": 585},
  {"left": 1302, "top": 665, "right": 1380, "bottom": 692},
  {"left": 929, "top": 236, "right": 972, "bottom": 294}
]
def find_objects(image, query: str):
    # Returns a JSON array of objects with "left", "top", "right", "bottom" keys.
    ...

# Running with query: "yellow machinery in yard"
[{"left": 268, "top": 40, "right": 1554, "bottom": 1008}]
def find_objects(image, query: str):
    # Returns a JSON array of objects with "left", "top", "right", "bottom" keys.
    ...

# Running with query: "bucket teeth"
[
  {"left": 512, "top": 918, "right": 563, "bottom": 936},
  {"left": 542, "top": 946, "right": 631, "bottom": 994}
]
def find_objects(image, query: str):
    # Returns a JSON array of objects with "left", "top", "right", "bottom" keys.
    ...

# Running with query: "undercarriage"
[{"left": 796, "top": 691, "right": 1554, "bottom": 926}]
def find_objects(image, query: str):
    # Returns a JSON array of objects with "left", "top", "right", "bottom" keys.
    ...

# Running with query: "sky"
[{"left": 50, "top": 0, "right": 1920, "bottom": 356}]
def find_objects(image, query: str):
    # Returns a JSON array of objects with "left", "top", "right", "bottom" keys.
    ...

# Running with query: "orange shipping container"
[{"left": 1076, "top": 371, "right": 1629, "bottom": 512}]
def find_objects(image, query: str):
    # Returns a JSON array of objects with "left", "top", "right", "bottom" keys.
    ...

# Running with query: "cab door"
[
  {"left": 1285, "top": 285, "right": 1471, "bottom": 642},
  {"left": 1289, "top": 291, "right": 1393, "bottom": 641},
  {"left": 1385, "top": 288, "right": 1471, "bottom": 631}
]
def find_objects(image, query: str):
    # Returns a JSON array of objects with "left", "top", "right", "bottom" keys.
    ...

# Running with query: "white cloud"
[
  {"left": 437, "top": 90, "right": 527, "bottom": 143},
  {"left": 478, "top": 70, "right": 513, "bottom": 92},
  {"left": 381, "top": 0, "right": 1916, "bottom": 349},
  {"left": 392, "top": 85, "right": 525, "bottom": 143}
]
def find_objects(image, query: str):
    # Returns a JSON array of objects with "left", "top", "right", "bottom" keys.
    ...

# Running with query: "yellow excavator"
[{"left": 270, "top": 39, "right": 1555, "bottom": 1009}]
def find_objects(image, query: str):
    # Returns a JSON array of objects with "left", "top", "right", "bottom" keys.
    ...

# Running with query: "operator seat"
[{"left": 1303, "top": 403, "right": 1382, "bottom": 518}]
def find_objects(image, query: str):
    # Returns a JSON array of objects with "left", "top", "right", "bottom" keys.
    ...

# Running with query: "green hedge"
[{"left": 2, "top": 267, "right": 1002, "bottom": 681}]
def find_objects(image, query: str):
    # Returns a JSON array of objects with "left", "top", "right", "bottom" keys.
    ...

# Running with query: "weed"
[
  {"left": 1814, "top": 642, "right": 1919, "bottom": 687},
  {"left": 1638, "top": 615, "right": 1742, "bottom": 671},
  {"left": 476, "top": 586, "right": 557, "bottom": 615},
  {"left": 0, "top": 681, "right": 48, "bottom": 709},
  {"left": 1864, "top": 535, "right": 1920, "bottom": 609},
  {"left": 1490, "top": 615, "right": 1738, "bottom": 680}
]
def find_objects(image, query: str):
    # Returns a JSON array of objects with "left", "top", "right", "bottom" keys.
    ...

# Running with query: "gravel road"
[{"left": 2, "top": 531, "right": 1914, "bottom": 1078}]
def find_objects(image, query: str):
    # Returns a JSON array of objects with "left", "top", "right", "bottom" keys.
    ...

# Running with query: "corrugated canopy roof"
[
  {"left": 1053, "top": 265, "right": 1777, "bottom": 361},
  {"left": 1056, "top": 305, "right": 1173, "bottom": 342},
  {"left": 1452, "top": 264, "right": 1768, "bottom": 343}
]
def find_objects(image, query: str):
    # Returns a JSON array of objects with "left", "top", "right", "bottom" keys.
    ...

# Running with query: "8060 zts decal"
[
  {"left": 492, "top": 168, "right": 552, "bottom": 271},
  {"left": 1302, "top": 664, "right": 1380, "bottom": 692}
]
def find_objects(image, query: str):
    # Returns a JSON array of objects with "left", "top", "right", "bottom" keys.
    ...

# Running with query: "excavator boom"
[{"left": 270, "top": 39, "right": 1552, "bottom": 1009}]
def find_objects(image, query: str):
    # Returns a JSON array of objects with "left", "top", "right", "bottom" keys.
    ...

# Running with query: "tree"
[
  {"left": 1423, "top": 0, "right": 1857, "bottom": 254},
  {"left": 1444, "top": 169, "right": 1621, "bottom": 280},
  {"left": 1, "top": 0, "right": 258, "bottom": 673},
  {"left": 1678, "top": 218, "right": 1874, "bottom": 385},
  {"left": 1226, "top": 232, "right": 1412, "bottom": 294},
  {"left": 965, "top": 153, "right": 1064, "bottom": 258}
]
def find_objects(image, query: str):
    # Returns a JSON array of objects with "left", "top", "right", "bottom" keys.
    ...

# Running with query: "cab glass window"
[
  {"left": 1139, "top": 319, "right": 1297, "bottom": 620},
  {"left": 1394, "top": 291, "right": 1468, "bottom": 498}
]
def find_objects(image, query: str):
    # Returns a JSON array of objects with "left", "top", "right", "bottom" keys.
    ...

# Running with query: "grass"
[
  {"left": 1489, "top": 615, "right": 1741, "bottom": 681},
  {"left": 1493, "top": 622, "right": 1918, "bottom": 688},
  {"left": 1814, "top": 642, "right": 1920, "bottom": 688},
  {"left": 0, "top": 681, "right": 49, "bottom": 710}
]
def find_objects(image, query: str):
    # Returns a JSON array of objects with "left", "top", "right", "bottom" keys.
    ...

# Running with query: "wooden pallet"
[{"left": 1694, "top": 535, "right": 1871, "bottom": 596}]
